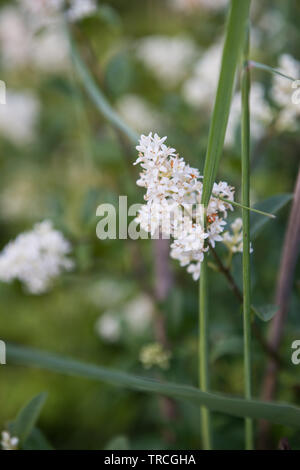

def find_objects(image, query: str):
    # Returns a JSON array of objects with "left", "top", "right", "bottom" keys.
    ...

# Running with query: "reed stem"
[
  {"left": 199, "top": 255, "right": 212, "bottom": 449},
  {"left": 241, "top": 32, "right": 254, "bottom": 450}
]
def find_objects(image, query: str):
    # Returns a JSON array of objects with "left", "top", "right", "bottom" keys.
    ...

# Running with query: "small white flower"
[
  {"left": 0, "top": 90, "right": 40, "bottom": 144},
  {"left": 136, "top": 35, "right": 198, "bottom": 87},
  {"left": 1, "top": 431, "right": 19, "bottom": 450},
  {"left": 116, "top": 94, "right": 162, "bottom": 135},
  {"left": 182, "top": 42, "right": 223, "bottom": 109},
  {"left": 0, "top": 220, "right": 74, "bottom": 294},
  {"left": 225, "top": 83, "right": 273, "bottom": 147},
  {"left": 95, "top": 313, "right": 121, "bottom": 343},
  {"left": 222, "top": 217, "right": 253, "bottom": 254},
  {"left": 67, "top": 0, "right": 97, "bottom": 22},
  {"left": 271, "top": 54, "right": 300, "bottom": 132},
  {"left": 0, "top": 4, "right": 69, "bottom": 72},
  {"left": 123, "top": 294, "right": 153, "bottom": 334}
]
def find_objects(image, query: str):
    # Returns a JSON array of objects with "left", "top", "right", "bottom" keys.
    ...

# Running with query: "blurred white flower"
[
  {"left": 89, "top": 279, "right": 132, "bottom": 309},
  {"left": 0, "top": 220, "right": 74, "bottom": 294},
  {"left": 31, "top": 26, "right": 69, "bottom": 72},
  {"left": 258, "top": 10, "right": 285, "bottom": 37},
  {"left": 67, "top": 0, "right": 97, "bottom": 22},
  {"left": 225, "top": 82, "right": 272, "bottom": 146},
  {"left": 95, "top": 312, "right": 121, "bottom": 343},
  {"left": 19, "top": 0, "right": 63, "bottom": 30},
  {"left": 169, "top": 0, "right": 228, "bottom": 13},
  {"left": 116, "top": 94, "right": 162, "bottom": 135},
  {"left": 123, "top": 294, "right": 153, "bottom": 334},
  {"left": 222, "top": 218, "right": 253, "bottom": 254},
  {"left": 0, "top": 90, "right": 40, "bottom": 144},
  {"left": 182, "top": 43, "right": 222, "bottom": 109},
  {"left": 0, "top": 4, "right": 69, "bottom": 71},
  {"left": 0, "top": 7, "right": 33, "bottom": 68},
  {"left": 0, "top": 177, "right": 43, "bottom": 221},
  {"left": 134, "top": 133, "right": 240, "bottom": 280},
  {"left": 140, "top": 342, "right": 171, "bottom": 370},
  {"left": 1, "top": 431, "right": 19, "bottom": 450},
  {"left": 271, "top": 54, "right": 300, "bottom": 131},
  {"left": 136, "top": 35, "right": 198, "bottom": 87}
]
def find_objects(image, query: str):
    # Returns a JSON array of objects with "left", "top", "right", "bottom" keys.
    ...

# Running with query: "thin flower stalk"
[{"left": 241, "top": 32, "right": 254, "bottom": 450}]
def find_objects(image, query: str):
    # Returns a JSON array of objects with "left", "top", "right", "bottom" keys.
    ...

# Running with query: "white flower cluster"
[
  {"left": 67, "top": 0, "right": 97, "bottom": 22},
  {"left": 271, "top": 54, "right": 300, "bottom": 131},
  {"left": 169, "top": 0, "right": 228, "bottom": 13},
  {"left": 0, "top": 6, "right": 69, "bottom": 71},
  {"left": 134, "top": 133, "right": 239, "bottom": 280},
  {"left": 20, "top": 0, "right": 97, "bottom": 25},
  {"left": 182, "top": 43, "right": 223, "bottom": 110},
  {"left": 116, "top": 94, "right": 162, "bottom": 134},
  {"left": 136, "top": 35, "right": 198, "bottom": 87},
  {"left": 0, "top": 0, "right": 97, "bottom": 72},
  {"left": 1, "top": 431, "right": 19, "bottom": 450},
  {"left": 222, "top": 218, "right": 253, "bottom": 254},
  {"left": 0, "top": 220, "right": 74, "bottom": 294},
  {"left": 182, "top": 43, "right": 272, "bottom": 146},
  {"left": 95, "top": 294, "right": 153, "bottom": 343},
  {"left": 225, "top": 82, "right": 273, "bottom": 146},
  {"left": 0, "top": 90, "right": 40, "bottom": 144}
]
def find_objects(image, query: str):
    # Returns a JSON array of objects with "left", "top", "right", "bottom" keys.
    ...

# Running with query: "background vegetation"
[{"left": 0, "top": 0, "right": 299, "bottom": 450}]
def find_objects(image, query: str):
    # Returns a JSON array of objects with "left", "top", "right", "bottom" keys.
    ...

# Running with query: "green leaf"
[
  {"left": 6, "top": 344, "right": 300, "bottom": 428},
  {"left": 251, "top": 304, "right": 278, "bottom": 322},
  {"left": 8, "top": 392, "right": 47, "bottom": 446},
  {"left": 22, "top": 428, "right": 53, "bottom": 450},
  {"left": 105, "top": 435, "right": 130, "bottom": 450},
  {"left": 250, "top": 193, "right": 292, "bottom": 239},
  {"left": 201, "top": 0, "right": 251, "bottom": 207}
]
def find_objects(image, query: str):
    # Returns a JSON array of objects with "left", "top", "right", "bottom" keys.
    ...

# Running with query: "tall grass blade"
[
  {"left": 201, "top": 0, "right": 251, "bottom": 207},
  {"left": 6, "top": 343, "right": 300, "bottom": 428},
  {"left": 241, "top": 30, "right": 254, "bottom": 450},
  {"left": 199, "top": 0, "right": 251, "bottom": 449},
  {"left": 67, "top": 28, "right": 138, "bottom": 144}
]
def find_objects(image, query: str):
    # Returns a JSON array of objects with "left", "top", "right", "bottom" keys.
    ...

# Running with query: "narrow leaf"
[
  {"left": 6, "top": 344, "right": 300, "bottom": 428},
  {"left": 201, "top": 0, "right": 251, "bottom": 207},
  {"left": 9, "top": 392, "right": 47, "bottom": 445},
  {"left": 23, "top": 428, "right": 53, "bottom": 450},
  {"left": 251, "top": 304, "right": 278, "bottom": 322},
  {"left": 67, "top": 29, "right": 138, "bottom": 144}
]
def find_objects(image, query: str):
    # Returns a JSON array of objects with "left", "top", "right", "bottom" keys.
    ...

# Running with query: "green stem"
[
  {"left": 241, "top": 31, "right": 254, "bottom": 450},
  {"left": 248, "top": 60, "right": 296, "bottom": 82},
  {"left": 217, "top": 196, "right": 275, "bottom": 218},
  {"left": 66, "top": 24, "right": 138, "bottom": 144},
  {"left": 199, "top": 255, "right": 212, "bottom": 450}
]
